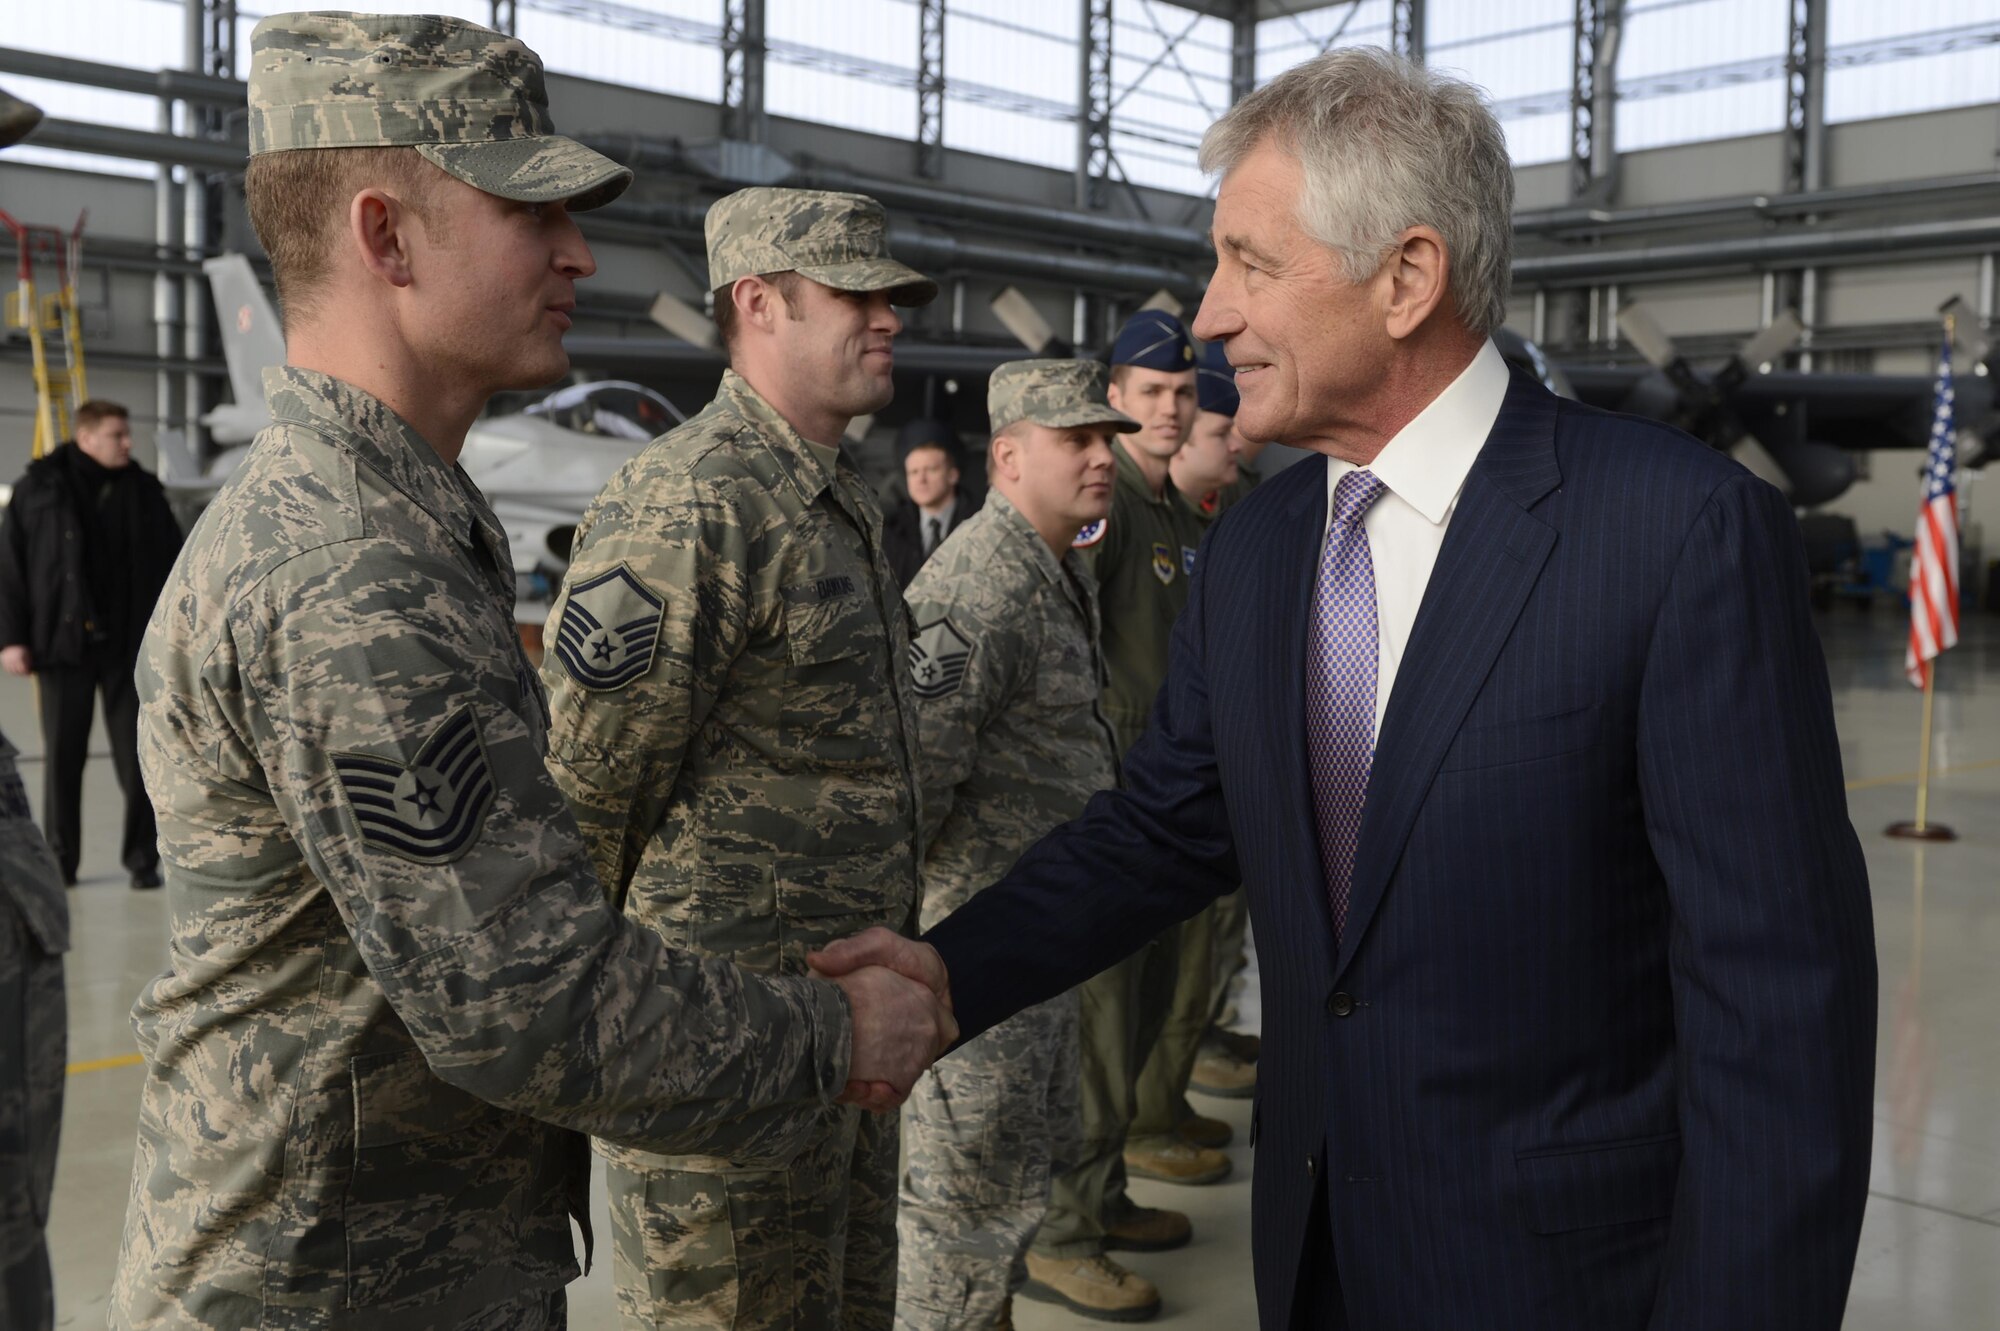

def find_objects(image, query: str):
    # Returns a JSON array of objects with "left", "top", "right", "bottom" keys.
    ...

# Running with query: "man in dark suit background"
[
  {"left": 882, "top": 418, "right": 980, "bottom": 588},
  {"left": 816, "top": 46, "right": 1877, "bottom": 1331}
]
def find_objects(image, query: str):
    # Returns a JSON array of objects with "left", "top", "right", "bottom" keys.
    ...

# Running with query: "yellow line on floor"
[
  {"left": 67, "top": 1052, "right": 144, "bottom": 1076},
  {"left": 1846, "top": 757, "right": 2000, "bottom": 793}
]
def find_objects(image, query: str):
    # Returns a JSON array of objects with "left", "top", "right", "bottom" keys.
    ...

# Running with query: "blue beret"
[
  {"left": 1195, "top": 340, "right": 1238, "bottom": 416},
  {"left": 1110, "top": 310, "right": 1195, "bottom": 372}
]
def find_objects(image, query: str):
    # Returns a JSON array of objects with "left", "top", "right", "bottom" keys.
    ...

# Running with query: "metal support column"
[
  {"left": 917, "top": 0, "right": 945, "bottom": 179},
  {"left": 722, "top": 0, "right": 767, "bottom": 145},
  {"left": 1229, "top": 0, "right": 1257, "bottom": 104},
  {"left": 182, "top": 0, "right": 235, "bottom": 461},
  {"left": 1785, "top": 0, "right": 1827, "bottom": 369},
  {"left": 1569, "top": 0, "right": 1622, "bottom": 202},
  {"left": 1077, "top": 0, "right": 1114, "bottom": 210},
  {"left": 1392, "top": 0, "right": 1426, "bottom": 64}
]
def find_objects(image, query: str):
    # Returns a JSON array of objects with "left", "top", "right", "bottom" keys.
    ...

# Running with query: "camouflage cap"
[
  {"left": 988, "top": 359, "right": 1139, "bottom": 437},
  {"left": 247, "top": 11, "right": 631, "bottom": 212},
  {"left": 706, "top": 187, "right": 937, "bottom": 306}
]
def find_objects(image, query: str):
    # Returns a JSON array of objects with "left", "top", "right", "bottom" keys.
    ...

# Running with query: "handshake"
[{"left": 809, "top": 928, "right": 957, "bottom": 1113}]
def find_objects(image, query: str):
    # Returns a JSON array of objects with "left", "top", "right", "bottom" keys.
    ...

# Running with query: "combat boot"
[
  {"left": 1103, "top": 1205, "right": 1191, "bottom": 1253},
  {"left": 1023, "top": 1252, "right": 1161, "bottom": 1322},
  {"left": 1123, "top": 1137, "right": 1231, "bottom": 1185},
  {"left": 1179, "top": 1112, "right": 1232, "bottom": 1149},
  {"left": 1190, "top": 1047, "right": 1256, "bottom": 1098}
]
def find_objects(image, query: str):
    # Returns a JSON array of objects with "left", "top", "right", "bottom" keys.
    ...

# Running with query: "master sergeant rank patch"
[
  {"left": 909, "top": 617, "right": 973, "bottom": 700},
  {"left": 554, "top": 563, "right": 666, "bottom": 692}
]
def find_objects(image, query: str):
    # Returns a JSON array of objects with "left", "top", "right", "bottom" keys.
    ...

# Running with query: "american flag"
[{"left": 1904, "top": 338, "right": 1960, "bottom": 686}]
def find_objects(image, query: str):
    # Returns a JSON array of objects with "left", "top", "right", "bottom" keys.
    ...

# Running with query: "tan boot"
[
  {"left": 1178, "top": 1112, "right": 1233, "bottom": 1150},
  {"left": 1023, "top": 1251, "right": 1161, "bottom": 1323},
  {"left": 1123, "top": 1137, "right": 1231, "bottom": 1185},
  {"left": 1104, "top": 1205, "right": 1192, "bottom": 1253},
  {"left": 1190, "top": 1048, "right": 1256, "bottom": 1099}
]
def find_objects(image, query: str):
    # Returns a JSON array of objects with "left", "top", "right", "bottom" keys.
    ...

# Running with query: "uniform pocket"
[
  {"left": 784, "top": 585, "right": 874, "bottom": 665},
  {"left": 611, "top": 1165, "right": 744, "bottom": 1330},
  {"left": 344, "top": 1048, "right": 532, "bottom": 1308},
  {"left": 1514, "top": 1131, "right": 1681, "bottom": 1234}
]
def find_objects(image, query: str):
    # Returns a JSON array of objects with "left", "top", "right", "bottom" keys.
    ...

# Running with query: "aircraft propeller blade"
[
  {"left": 1615, "top": 301, "right": 1681, "bottom": 372},
  {"left": 992, "top": 287, "right": 1063, "bottom": 355},
  {"left": 1736, "top": 310, "right": 1806, "bottom": 374}
]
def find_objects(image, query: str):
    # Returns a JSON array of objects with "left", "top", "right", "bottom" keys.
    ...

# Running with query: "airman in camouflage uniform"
[
  {"left": 1023, "top": 318, "right": 1218, "bottom": 1318},
  {"left": 542, "top": 187, "right": 936, "bottom": 1331},
  {"left": 111, "top": 17, "right": 901, "bottom": 1331},
  {"left": 894, "top": 361, "right": 1129, "bottom": 1331},
  {"left": 0, "top": 730, "right": 65, "bottom": 1331}
]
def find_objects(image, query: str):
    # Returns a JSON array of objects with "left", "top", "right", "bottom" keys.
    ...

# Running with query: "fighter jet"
[{"left": 161, "top": 254, "right": 684, "bottom": 619}]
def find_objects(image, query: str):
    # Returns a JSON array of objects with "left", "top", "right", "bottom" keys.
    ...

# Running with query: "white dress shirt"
[{"left": 1322, "top": 338, "right": 1510, "bottom": 732}]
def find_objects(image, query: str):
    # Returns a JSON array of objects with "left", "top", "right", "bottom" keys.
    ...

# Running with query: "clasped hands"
[{"left": 808, "top": 927, "right": 955, "bottom": 1113}]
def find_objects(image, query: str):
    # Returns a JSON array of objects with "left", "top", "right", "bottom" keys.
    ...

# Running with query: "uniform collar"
[
  {"left": 1326, "top": 338, "right": 1509, "bottom": 526},
  {"left": 717, "top": 369, "right": 847, "bottom": 504},
  {"left": 1112, "top": 439, "right": 1180, "bottom": 509},
  {"left": 262, "top": 367, "right": 501, "bottom": 556},
  {"left": 984, "top": 488, "right": 1071, "bottom": 590}
]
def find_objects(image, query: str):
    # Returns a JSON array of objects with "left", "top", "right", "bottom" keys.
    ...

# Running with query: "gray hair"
[{"left": 1199, "top": 47, "right": 1514, "bottom": 335}]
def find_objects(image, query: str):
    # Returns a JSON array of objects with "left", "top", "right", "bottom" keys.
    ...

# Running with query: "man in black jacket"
[
  {"left": 882, "top": 418, "right": 981, "bottom": 589},
  {"left": 0, "top": 400, "right": 183, "bottom": 889}
]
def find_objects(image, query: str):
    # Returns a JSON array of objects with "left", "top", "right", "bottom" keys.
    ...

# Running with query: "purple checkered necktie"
[{"left": 1306, "top": 469, "right": 1387, "bottom": 943}]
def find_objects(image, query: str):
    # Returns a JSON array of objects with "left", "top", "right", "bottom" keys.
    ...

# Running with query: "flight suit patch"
[
  {"left": 909, "top": 617, "right": 974, "bottom": 701},
  {"left": 553, "top": 563, "right": 665, "bottom": 692},
  {"left": 331, "top": 707, "right": 496, "bottom": 865},
  {"left": 1151, "top": 542, "right": 1175, "bottom": 585},
  {"left": 1182, "top": 546, "right": 1198, "bottom": 576}
]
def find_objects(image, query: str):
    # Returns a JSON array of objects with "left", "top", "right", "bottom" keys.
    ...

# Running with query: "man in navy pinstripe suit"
[{"left": 818, "top": 48, "right": 1876, "bottom": 1331}]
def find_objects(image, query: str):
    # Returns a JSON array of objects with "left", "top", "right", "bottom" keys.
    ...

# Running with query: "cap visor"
[
  {"left": 795, "top": 258, "right": 939, "bottom": 307},
  {"left": 1021, "top": 407, "right": 1142, "bottom": 433},
  {"left": 417, "top": 136, "right": 632, "bottom": 212}
]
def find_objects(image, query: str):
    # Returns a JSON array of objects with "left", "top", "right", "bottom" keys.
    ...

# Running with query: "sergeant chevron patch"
[
  {"left": 554, "top": 563, "right": 666, "bottom": 691},
  {"left": 331, "top": 707, "right": 496, "bottom": 864},
  {"left": 909, "top": 616, "right": 973, "bottom": 700}
]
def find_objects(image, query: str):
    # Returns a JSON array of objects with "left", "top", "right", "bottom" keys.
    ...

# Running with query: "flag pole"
[
  {"left": 1888, "top": 310, "right": 1958, "bottom": 842},
  {"left": 1887, "top": 659, "right": 1953, "bottom": 840}
]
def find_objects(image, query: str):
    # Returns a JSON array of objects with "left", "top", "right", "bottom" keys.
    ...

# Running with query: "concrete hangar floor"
[{"left": 12, "top": 610, "right": 1998, "bottom": 1329}]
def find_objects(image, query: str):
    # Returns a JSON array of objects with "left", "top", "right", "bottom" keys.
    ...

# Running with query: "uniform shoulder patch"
[
  {"left": 331, "top": 707, "right": 496, "bottom": 865},
  {"left": 1072, "top": 518, "right": 1108, "bottom": 549},
  {"left": 1182, "top": 545, "right": 1198, "bottom": 576},
  {"left": 554, "top": 563, "right": 666, "bottom": 692},
  {"left": 1151, "top": 542, "right": 1175, "bottom": 585},
  {"left": 908, "top": 617, "right": 974, "bottom": 701}
]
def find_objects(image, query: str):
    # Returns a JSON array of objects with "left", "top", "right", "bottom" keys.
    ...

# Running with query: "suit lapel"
[
  {"left": 1335, "top": 372, "right": 1563, "bottom": 979},
  {"left": 1271, "top": 456, "right": 1337, "bottom": 939}
]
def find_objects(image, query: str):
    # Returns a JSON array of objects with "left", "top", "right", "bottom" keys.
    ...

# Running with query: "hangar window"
[
  {"left": 943, "top": 0, "right": 1079, "bottom": 172},
  {"left": 1825, "top": 0, "right": 2000, "bottom": 123}
]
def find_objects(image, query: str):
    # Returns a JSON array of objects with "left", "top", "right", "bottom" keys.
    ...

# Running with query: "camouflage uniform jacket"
[
  {"left": 116, "top": 369, "right": 850, "bottom": 1331},
  {"left": 542, "top": 370, "right": 923, "bottom": 1169},
  {"left": 1081, "top": 442, "right": 1205, "bottom": 756},
  {"left": 0, "top": 729, "right": 66, "bottom": 1278},
  {"left": 905, "top": 492, "right": 1119, "bottom": 930}
]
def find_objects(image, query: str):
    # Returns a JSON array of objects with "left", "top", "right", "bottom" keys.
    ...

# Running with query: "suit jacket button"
[
  {"left": 1328, "top": 991, "right": 1355, "bottom": 1018},
  {"left": 1306, "top": 1157, "right": 1316, "bottom": 1179}
]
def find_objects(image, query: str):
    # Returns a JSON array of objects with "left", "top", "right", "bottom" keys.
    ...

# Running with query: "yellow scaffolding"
[{"left": 1, "top": 209, "right": 89, "bottom": 458}]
